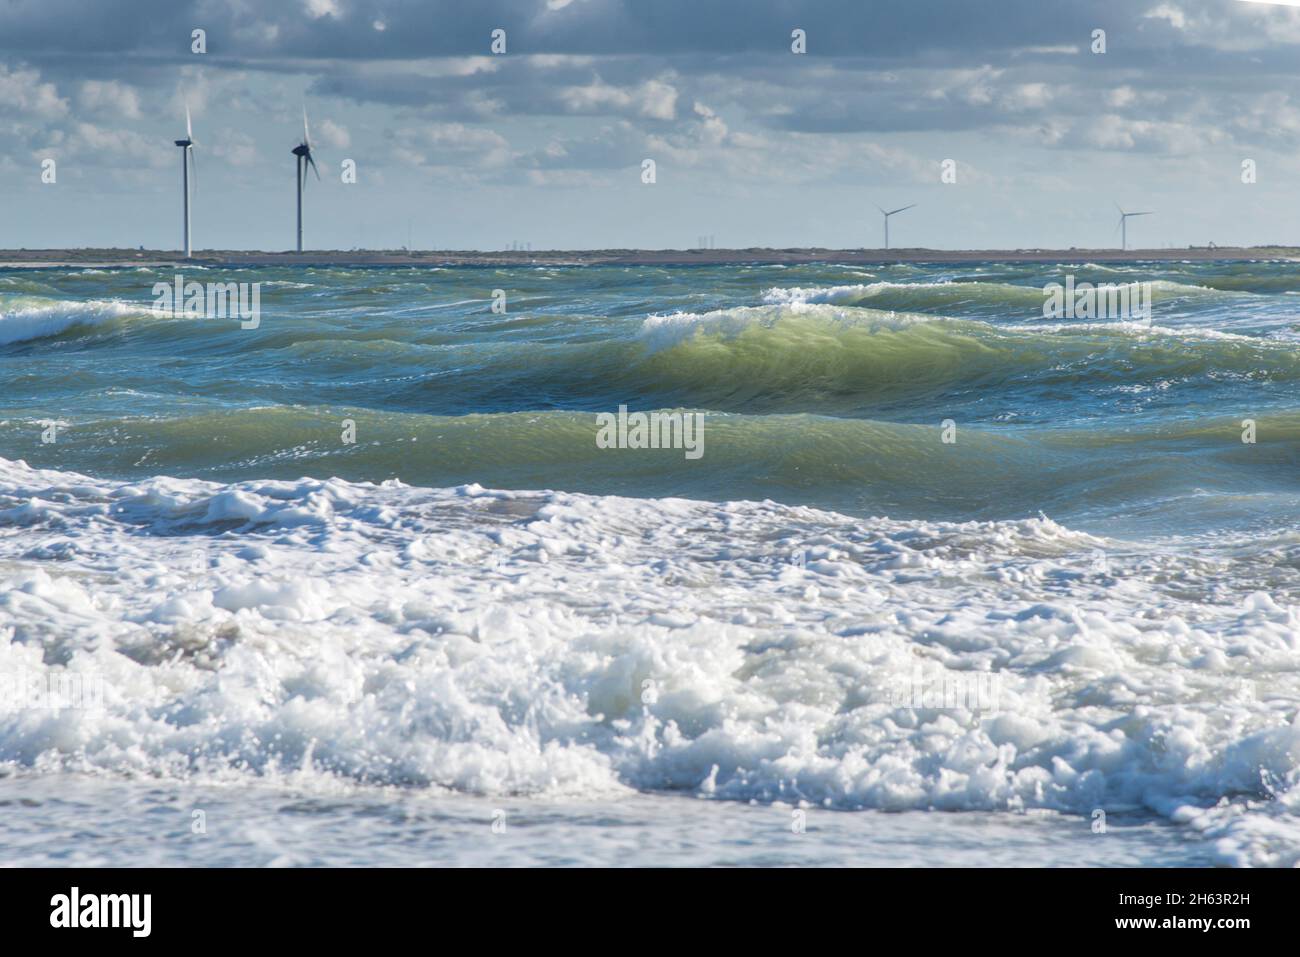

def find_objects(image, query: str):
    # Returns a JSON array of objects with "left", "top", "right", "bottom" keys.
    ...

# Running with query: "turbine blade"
[
  {"left": 307, "top": 152, "right": 320, "bottom": 181},
  {"left": 1115, "top": 202, "right": 1126, "bottom": 216},
  {"left": 303, "top": 105, "right": 311, "bottom": 150},
  {"left": 888, "top": 204, "right": 917, "bottom": 216},
  {"left": 874, "top": 204, "right": 887, "bottom": 216},
  {"left": 186, "top": 103, "right": 192, "bottom": 140},
  {"left": 188, "top": 146, "right": 197, "bottom": 196}
]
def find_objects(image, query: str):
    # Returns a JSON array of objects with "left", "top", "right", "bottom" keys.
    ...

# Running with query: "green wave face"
[
  {"left": 2, "top": 261, "right": 1299, "bottom": 535},
  {"left": 631, "top": 305, "right": 1300, "bottom": 416},
  {"left": 3, "top": 405, "right": 1297, "bottom": 536}
]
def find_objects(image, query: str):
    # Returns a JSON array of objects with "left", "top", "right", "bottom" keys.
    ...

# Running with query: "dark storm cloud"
[
  {"left": 5, "top": 0, "right": 1300, "bottom": 183},
  {"left": 0, "top": 0, "right": 1277, "bottom": 62},
  {"left": 4, "top": 2, "right": 1300, "bottom": 135}
]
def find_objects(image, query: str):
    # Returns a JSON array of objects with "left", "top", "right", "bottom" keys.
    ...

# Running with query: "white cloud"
[
  {"left": 1145, "top": 3, "right": 1188, "bottom": 30},
  {"left": 303, "top": 0, "right": 342, "bottom": 20},
  {"left": 1108, "top": 86, "right": 1138, "bottom": 108},
  {"left": 316, "top": 118, "right": 350, "bottom": 149},
  {"left": 0, "top": 64, "right": 68, "bottom": 119},
  {"left": 692, "top": 101, "right": 728, "bottom": 145},
  {"left": 393, "top": 123, "right": 511, "bottom": 170},
  {"left": 1062, "top": 114, "right": 1227, "bottom": 153},
  {"left": 639, "top": 79, "right": 678, "bottom": 121},
  {"left": 78, "top": 80, "right": 141, "bottom": 119},
  {"left": 1000, "top": 82, "right": 1053, "bottom": 111},
  {"left": 47, "top": 121, "right": 167, "bottom": 169},
  {"left": 560, "top": 77, "right": 679, "bottom": 120}
]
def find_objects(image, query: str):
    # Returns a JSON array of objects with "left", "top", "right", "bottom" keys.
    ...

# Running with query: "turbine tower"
[
  {"left": 1115, "top": 204, "right": 1153, "bottom": 252},
  {"left": 876, "top": 203, "right": 916, "bottom": 250},
  {"left": 292, "top": 106, "right": 320, "bottom": 252},
  {"left": 173, "top": 106, "right": 196, "bottom": 258}
]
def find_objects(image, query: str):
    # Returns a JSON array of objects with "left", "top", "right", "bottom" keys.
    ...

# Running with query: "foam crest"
[
  {"left": 0, "top": 295, "right": 143, "bottom": 345},
  {"left": 1, "top": 456, "right": 1297, "bottom": 865}
]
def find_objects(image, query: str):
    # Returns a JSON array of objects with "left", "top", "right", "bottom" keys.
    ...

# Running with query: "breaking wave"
[
  {"left": 1, "top": 456, "right": 1298, "bottom": 867},
  {"left": 0, "top": 294, "right": 148, "bottom": 345}
]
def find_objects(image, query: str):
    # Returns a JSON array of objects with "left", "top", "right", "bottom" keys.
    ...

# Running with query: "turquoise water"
[
  {"left": 2, "top": 261, "right": 1298, "bottom": 534},
  {"left": 1, "top": 260, "right": 1299, "bottom": 866}
]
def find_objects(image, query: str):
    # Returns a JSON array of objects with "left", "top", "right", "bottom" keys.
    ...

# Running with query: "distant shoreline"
[{"left": 1, "top": 246, "right": 1297, "bottom": 268}]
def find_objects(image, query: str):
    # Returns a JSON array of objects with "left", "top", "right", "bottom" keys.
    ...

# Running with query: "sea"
[{"left": 0, "top": 259, "right": 1297, "bottom": 866}]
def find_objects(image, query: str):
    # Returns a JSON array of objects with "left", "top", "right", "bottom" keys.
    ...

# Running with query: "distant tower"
[
  {"left": 876, "top": 204, "right": 916, "bottom": 250},
  {"left": 292, "top": 106, "right": 321, "bottom": 252},
  {"left": 1115, "top": 204, "right": 1153, "bottom": 252},
  {"left": 173, "top": 106, "right": 197, "bottom": 257}
]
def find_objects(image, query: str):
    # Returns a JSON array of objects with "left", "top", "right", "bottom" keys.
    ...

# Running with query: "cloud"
[
  {"left": 0, "top": 0, "right": 1262, "bottom": 62},
  {"left": 559, "top": 76, "right": 678, "bottom": 120},
  {"left": 316, "top": 117, "right": 350, "bottom": 148},
  {"left": 517, "top": 120, "right": 645, "bottom": 170},
  {"left": 391, "top": 122, "right": 512, "bottom": 170},
  {"left": 46, "top": 121, "right": 168, "bottom": 169},
  {"left": 0, "top": 63, "right": 68, "bottom": 119},
  {"left": 77, "top": 80, "right": 142, "bottom": 119},
  {"left": 1145, "top": 3, "right": 1189, "bottom": 30},
  {"left": 3, "top": 0, "right": 1300, "bottom": 249},
  {"left": 303, "top": 0, "right": 343, "bottom": 21}
]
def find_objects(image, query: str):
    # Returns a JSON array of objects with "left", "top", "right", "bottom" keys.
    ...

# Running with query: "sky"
[{"left": 3, "top": 0, "right": 1300, "bottom": 251}]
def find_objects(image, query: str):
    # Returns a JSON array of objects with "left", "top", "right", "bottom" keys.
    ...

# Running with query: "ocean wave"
[
  {"left": 766, "top": 277, "right": 1241, "bottom": 312},
  {"left": 0, "top": 295, "right": 147, "bottom": 345},
  {"left": 762, "top": 280, "right": 1049, "bottom": 310},
  {"left": 0, "top": 455, "right": 1297, "bottom": 864},
  {"left": 633, "top": 304, "right": 1300, "bottom": 409},
  {"left": 6, "top": 403, "right": 1299, "bottom": 531}
]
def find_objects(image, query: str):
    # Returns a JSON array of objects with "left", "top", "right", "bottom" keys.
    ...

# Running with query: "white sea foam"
[
  {"left": 638, "top": 302, "right": 929, "bottom": 351},
  {"left": 762, "top": 278, "right": 1228, "bottom": 308},
  {"left": 638, "top": 300, "right": 1263, "bottom": 357},
  {"left": 0, "top": 296, "right": 141, "bottom": 345},
  {"left": 1020, "top": 319, "right": 1258, "bottom": 341},
  {"left": 1, "top": 457, "right": 1298, "bottom": 864},
  {"left": 762, "top": 281, "right": 943, "bottom": 305}
]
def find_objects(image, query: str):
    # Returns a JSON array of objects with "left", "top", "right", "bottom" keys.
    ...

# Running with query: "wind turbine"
[
  {"left": 876, "top": 203, "right": 916, "bottom": 250},
  {"left": 1115, "top": 204, "right": 1153, "bottom": 252},
  {"left": 173, "top": 106, "right": 196, "bottom": 258},
  {"left": 292, "top": 106, "right": 321, "bottom": 252}
]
